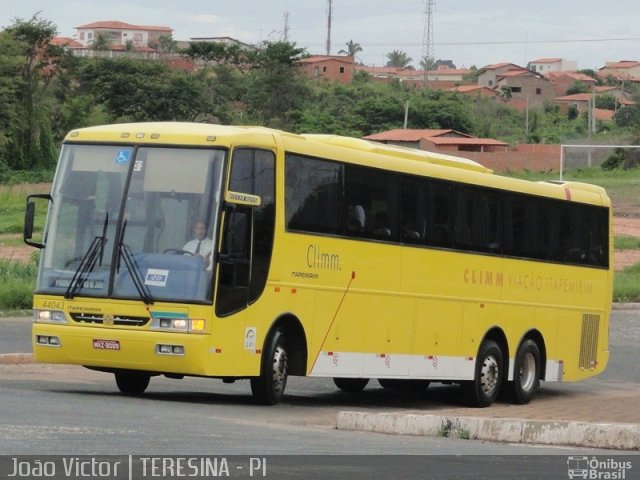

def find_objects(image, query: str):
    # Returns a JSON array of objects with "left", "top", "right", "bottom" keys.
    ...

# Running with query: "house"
[
  {"left": 299, "top": 55, "right": 355, "bottom": 84},
  {"left": 527, "top": 58, "right": 577, "bottom": 74},
  {"left": 598, "top": 61, "right": 640, "bottom": 82},
  {"left": 545, "top": 71, "right": 597, "bottom": 96},
  {"left": 448, "top": 85, "right": 499, "bottom": 98},
  {"left": 554, "top": 92, "right": 632, "bottom": 120},
  {"left": 492, "top": 69, "right": 555, "bottom": 111},
  {"left": 363, "top": 129, "right": 508, "bottom": 153},
  {"left": 75, "top": 21, "right": 173, "bottom": 50},
  {"left": 354, "top": 65, "right": 470, "bottom": 89},
  {"left": 477, "top": 63, "right": 524, "bottom": 88},
  {"left": 188, "top": 36, "right": 255, "bottom": 50}
]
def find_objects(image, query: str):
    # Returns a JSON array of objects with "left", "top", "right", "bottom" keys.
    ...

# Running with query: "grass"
[
  {"left": 614, "top": 263, "right": 640, "bottom": 303},
  {"left": 615, "top": 236, "right": 640, "bottom": 250},
  {"left": 0, "top": 182, "right": 50, "bottom": 235},
  {"left": 0, "top": 254, "right": 38, "bottom": 310}
]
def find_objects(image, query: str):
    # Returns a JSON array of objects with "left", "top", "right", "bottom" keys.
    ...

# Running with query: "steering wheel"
[{"left": 163, "top": 248, "right": 194, "bottom": 256}]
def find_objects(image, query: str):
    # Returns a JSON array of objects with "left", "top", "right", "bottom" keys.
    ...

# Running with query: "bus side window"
[{"left": 400, "top": 177, "right": 424, "bottom": 243}]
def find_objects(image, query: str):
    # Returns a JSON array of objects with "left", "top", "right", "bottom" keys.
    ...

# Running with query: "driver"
[{"left": 183, "top": 220, "right": 214, "bottom": 270}]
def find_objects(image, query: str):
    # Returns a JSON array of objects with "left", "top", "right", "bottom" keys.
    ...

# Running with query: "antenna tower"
[
  {"left": 326, "top": 0, "right": 333, "bottom": 55},
  {"left": 421, "top": 0, "right": 435, "bottom": 86}
]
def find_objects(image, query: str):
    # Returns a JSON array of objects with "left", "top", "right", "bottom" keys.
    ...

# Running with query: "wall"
[{"left": 427, "top": 144, "right": 562, "bottom": 173}]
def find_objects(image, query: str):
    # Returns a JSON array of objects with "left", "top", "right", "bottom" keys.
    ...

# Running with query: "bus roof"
[
  {"left": 64, "top": 122, "right": 610, "bottom": 208},
  {"left": 299, "top": 134, "right": 492, "bottom": 174}
]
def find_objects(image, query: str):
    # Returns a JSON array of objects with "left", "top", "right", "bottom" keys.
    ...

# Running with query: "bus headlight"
[
  {"left": 34, "top": 310, "right": 68, "bottom": 324},
  {"left": 152, "top": 316, "right": 205, "bottom": 333}
]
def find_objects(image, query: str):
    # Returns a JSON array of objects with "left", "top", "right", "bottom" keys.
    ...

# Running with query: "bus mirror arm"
[{"left": 24, "top": 194, "right": 52, "bottom": 249}]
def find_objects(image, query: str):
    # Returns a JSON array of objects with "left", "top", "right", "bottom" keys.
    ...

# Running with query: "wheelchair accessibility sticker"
[{"left": 115, "top": 150, "right": 131, "bottom": 165}]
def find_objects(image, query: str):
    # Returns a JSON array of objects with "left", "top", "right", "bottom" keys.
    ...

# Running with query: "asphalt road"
[{"left": 0, "top": 309, "right": 638, "bottom": 479}]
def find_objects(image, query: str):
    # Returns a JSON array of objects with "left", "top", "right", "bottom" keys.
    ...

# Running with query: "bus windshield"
[{"left": 38, "top": 144, "right": 225, "bottom": 304}]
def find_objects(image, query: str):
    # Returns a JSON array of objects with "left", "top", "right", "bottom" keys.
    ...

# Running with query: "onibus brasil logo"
[{"left": 567, "top": 457, "right": 633, "bottom": 479}]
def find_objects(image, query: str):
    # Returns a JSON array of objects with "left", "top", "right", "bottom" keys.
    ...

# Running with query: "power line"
[{"left": 316, "top": 36, "right": 640, "bottom": 49}]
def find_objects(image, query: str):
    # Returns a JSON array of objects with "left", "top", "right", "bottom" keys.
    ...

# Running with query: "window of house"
[
  {"left": 323, "top": 66, "right": 327, "bottom": 73},
  {"left": 87, "top": 33, "right": 93, "bottom": 40},
  {"left": 536, "top": 88, "right": 542, "bottom": 95},
  {"left": 488, "top": 80, "right": 493, "bottom": 86},
  {"left": 511, "top": 87, "right": 522, "bottom": 93},
  {"left": 339, "top": 66, "right": 345, "bottom": 74}
]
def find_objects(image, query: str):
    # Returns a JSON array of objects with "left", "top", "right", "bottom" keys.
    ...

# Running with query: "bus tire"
[
  {"left": 378, "top": 379, "right": 430, "bottom": 393},
  {"left": 507, "top": 339, "right": 541, "bottom": 405},
  {"left": 115, "top": 371, "right": 150, "bottom": 396},
  {"left": 250, "top": 329, "right": 288, "bottom": 405},
  {"left": 333, "top": 377, "right": 369, "bottom": 392},
  {"left": 463, "top": 339, "right": 503, "bottom": 407}
]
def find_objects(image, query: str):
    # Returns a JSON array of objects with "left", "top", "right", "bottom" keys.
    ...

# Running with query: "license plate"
[{"left": 93, "top": 339, "right": 120, "bottom": 350}]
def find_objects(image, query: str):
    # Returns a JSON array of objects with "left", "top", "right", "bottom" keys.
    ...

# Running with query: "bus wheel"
[
  {"left": 507, "top": 339, "right": 541, "bottom": 405},
  {"left": 378, "top": 379, "right": 430, "bottom": 393},
  {"left": 463, "top": 340, "right": 503, "bottom": 407},
  {"left": 333, "top": 377, "right": 369, "bottom": 392},
  {"left": 250, "top": 329, "right": 288, "bottom": 405},
  {"left": 115, "top": 371, "right": 150, "bottom": 396}
]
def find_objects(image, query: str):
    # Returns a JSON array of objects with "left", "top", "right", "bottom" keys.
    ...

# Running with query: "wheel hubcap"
[
  {"left": 271, "top": 346, "right": 288, "bottom": 393},
  {"left": 480, "top": 355, "right": 499, "bottom": 396},
  {"left": 518, "top": 352, "right": 536, "bottom": 392}
]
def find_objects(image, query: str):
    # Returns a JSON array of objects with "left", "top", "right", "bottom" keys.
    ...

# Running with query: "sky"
[{"left": 2, "top": 0, "right": 640, "bottom": 70}]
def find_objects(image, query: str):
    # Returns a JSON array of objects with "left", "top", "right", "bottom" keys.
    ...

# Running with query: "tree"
[
  {"left": 566, "top": 81, "right": 590, "bottom": 95},
  {"left": 385, "top": 50, "right": 413, "bottom": 69},
  {"left": 614, "top": 104, "right": 640, "bottom": 129},
  {"left": 4, "top": 14, "right": 64, "bottom": 169},
  {"left": 419, "top": 56, "right": 437, "bottom": 71},
  {"left": 78, "top": 57, "right": 207, "bottom": 122},
  {"left": 338, "top": 40, "right": 362, "bottom": 59},
  {"left": 155, "top": 35, "right": 178, "bottom": 54},
  {"left": 91, "top": 32, "right": 111, "bottom": 51},
  {"left": 242, "top": 41, "right": 309, "bottom": 128}
]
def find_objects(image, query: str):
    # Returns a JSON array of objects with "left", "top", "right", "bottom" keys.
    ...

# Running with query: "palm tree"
[
  {"left": 419, "top": 56, "right": 437, "bottom": 71},
  {"left": 385, "top": 50, "right": 413, "bottom": 69},
  {"left": 338, "top": 40, "right": 363, "bottom": 58}
]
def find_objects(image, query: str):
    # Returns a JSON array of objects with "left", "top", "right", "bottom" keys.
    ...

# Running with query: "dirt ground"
[{"left": 3, "top": 217, "right": 640, "bottom": 270}]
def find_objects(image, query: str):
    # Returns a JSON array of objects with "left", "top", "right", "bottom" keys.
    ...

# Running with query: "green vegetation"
[
  {"left": 615, "top": 236, "right": 640, "bottom": 250},
  {"left": 614, "top": 264, "right": 640, "bottom": 303},
  {"left": 439, "top": 419, "right": 471, "bottom": 440},
  {"left": 0, "top": 182, "right": 49, "bottom": 235},
  {"left": 0, "top": 254, "right": 37, "bottom": 310},
  {"left": 1, "top": 15, "right": 640, "bottom": 309},
  {"left": 3, "top": 14, "right": 640, "bottom": 172}
]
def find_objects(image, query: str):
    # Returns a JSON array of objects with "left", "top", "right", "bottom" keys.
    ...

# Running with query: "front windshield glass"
[
  {"left": 38, "top": 144, "right": 130, "bottom": 297},
  {"left": 113, "top": 147, "right": 224, "bottom": 302},
  {"left": 38, "top": 144, "right": 225, "bottom": 304}
]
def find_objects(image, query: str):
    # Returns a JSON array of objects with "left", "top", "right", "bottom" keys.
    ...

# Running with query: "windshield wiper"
[
  {"left": 65, "top": 213, "right": 109, "bottom": 299},
  {"left": 117, "top": 220, "right": 154, "bottom": 305}
]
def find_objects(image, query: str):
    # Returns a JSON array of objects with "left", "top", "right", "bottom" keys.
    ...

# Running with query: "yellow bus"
[{"left": 24, "top": 122, "right": 613, "bottom": 407}]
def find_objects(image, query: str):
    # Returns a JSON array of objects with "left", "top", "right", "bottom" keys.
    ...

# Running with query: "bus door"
[{"left": 215, "top": 149, "right": 276, "bottom": 318}]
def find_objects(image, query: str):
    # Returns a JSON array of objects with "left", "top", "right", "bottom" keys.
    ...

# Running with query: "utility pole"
[
  {"left": 283, "top": 11, "right": 290, "bottom": 42},
  {"left": 326, "top": 0, "right": 333, "bottom": 55},
  {"left": 421, "top": 0, "right": 435, "bottom": 87}
]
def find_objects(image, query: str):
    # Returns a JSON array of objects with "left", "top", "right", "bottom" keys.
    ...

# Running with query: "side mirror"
[{"left": 24, "top": 194, "right": 52, "bottom": 249}]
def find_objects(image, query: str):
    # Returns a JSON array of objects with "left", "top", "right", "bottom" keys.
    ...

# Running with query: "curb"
[
  {"left": 613, "top": 303, "right": 640, "bottom": 310},
  {"left": 0, "top": 310, "right": 32, "bottom": 318},
  {"left": 0, "top": 353, "right": 34, "bottom": 365},
  {"left": 336, "top": 411, "right": 640, "bottom": 451}
]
